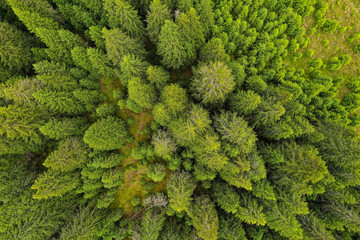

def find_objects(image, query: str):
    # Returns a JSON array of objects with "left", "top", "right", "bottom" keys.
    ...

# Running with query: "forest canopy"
[{"left": 1, "top": 0, "right": 360, "bottom": 239}]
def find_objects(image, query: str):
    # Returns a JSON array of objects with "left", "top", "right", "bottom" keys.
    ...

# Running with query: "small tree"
[{"left": 147, "top": 163, "right": 166, "bottom": 182}]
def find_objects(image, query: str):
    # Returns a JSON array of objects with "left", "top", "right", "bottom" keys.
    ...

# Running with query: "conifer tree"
[
  {"left": 230, "top": 90, "right": 262, "bottom": 115},
  {"left": 33, "top": 89, "right": 86, "bottom": 115},
  {"left": 189, "top": 195, "right": 219, "bottom": 240},
  {"left": 39, "top": 117, "right": 88, "bottom": 140},
  {"left": 191, "top": 61, "right": 235, "bottom": 105},
  {"left": 147, "top": 65, "right": 170, "bottom": 89},
  {"left": 83, "top": 116, "right": 133, "bottom": 150},
  {"left": 167, "top": 171, "right": 196, "bottom": 212},
  {"left": 160, "top": 83, "right": 188, "bottom": 115},
  {"left": 146, "top": 0, "right": 171, "bottom": 43},
  {"left": 43, "top": 137, "right": 89, "bottom": 172},
  {"left": 157, "top": 20, "right": 195, "bottom": 69},
  {"left": 152, "top": 129, "right": 177, "bottom": 159},
  {"left": 128, "top": 76, "right": 157, "bottom": 110},
  {"left": 102, "top": 28, "right": 146, "bottom": 67},
  {"left": 104, "top": 0, "right": 145, "bottom": 38},
  {"left": 7, "top": 0, "right": 61, "bottom": 33},
  {"left": 176, "top": 8, "right": 205, "bottom": 49},
  {"left": 32, "top": 170, "right": 81, "bottom": 199},
  {"left": 0, "top": 22, "right": 33, "bottom": 71}
]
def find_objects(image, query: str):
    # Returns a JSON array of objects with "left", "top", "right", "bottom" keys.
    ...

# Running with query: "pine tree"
[
  {"left": 35, "top": 28, "right": 85, "bottom": 65},
  {"left": 87, "top": 48, "right": 115, "bottom": 78},
  {"left": 160, "top": 83, "right": 188, "bottom": 115},
  {"left": 167, "top": 171, "right": 196, "bottom": 212},
  {"left": 176, "top": 8, "right": 204, "bottom": 49},
  {"left": 43, "top": 137, "right": 89, "bottom": 172},
  {"left": 214, "top": 111, "right": 257, "bottom": 154},
  {"left": 157, "top": 20, "right": 195, "bottom": 69},
  {"left": 83, "top": 116, "right": 133, "bottom": 150},
  {"left": 147, "top": 65, "right": 170, "bottom": 89},
  {"left": 194, "top": 0, "right": 214, "bottom": 38},
  {"left": 39, "top": 117, "right": 88, "bottom": 140},
  {"left": 189, "top": 195, "right": 219, "bottom": 240},
  {"left": 0, "top": 22, "right": 33, "bottom": 71},
  {"left": 33, "top": 89, "right": 86, "bottom": 115},
  {"left": 120, "top": 54, "right": 148, "bottom": 85},
  {"left": 2, "top": 78, "right": 43, "bottom": 105},
  {"left": 104, "top": 0, "right": 145, "bottom": 38},
  {"left": 128, "top": 76, "right": 157, "bottom": 110},
  {"left": 199, "top": 38, "right": 230, "bottom": 63},
  {"left": 146, "top": 0, "right": 171, "bottom": 43},
  {"left": 140, "top": 208, "right": 166, "bottom": 240},
  {"left": 152, "top": 129, "right": 177, "bottom": 159},
  {"left": 191, "top": 61, "right": 235, "bottom": 105},
  {"left": 32, "top": 170, "right": 81, "bottom": 199},
  {"left": 230, "top": 90, "right": 262, "bottom": 115},
  {"left": 102, "top": 28, "right": 146, "bottom": 67},
  {"left": 7, "top": 0, "right": 61, "bottom": 33}
]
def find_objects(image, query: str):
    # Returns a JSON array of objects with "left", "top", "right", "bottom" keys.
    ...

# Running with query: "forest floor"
[
  {"left": 285, "top": 0, "right": 360, "bottom": 100},
  {"left": 99, "top": 76, "right": 166, "bottom": 217}
]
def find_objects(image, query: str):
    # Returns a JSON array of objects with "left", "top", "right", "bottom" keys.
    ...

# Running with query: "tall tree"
[
  {"left": 189, "top": 195, "right": 219, "bottom": 240},
  {"left": 167, "top": 171, "right": 196, "bottom": 212},
  {"left": 157, "top": 20, "right": 195, "bottom": 69},
  {"left": 191, "top": 61, "right": 235, "bottom": 105},
  {"left": 104, "top": 0, "right": 145, "bottom": 38},
  {"left": 43, "top": 137, "right": 89, "bottom": 172},
  {"left": 146, "top": 0, "right": 171, "bottom": 43},
  {"left": 0, "top": 22, "right": 33, "bottom": 71},
  {"left": 102, "top": 28, "right": 146, "bottom": 67},
  {"left": 83, "top": 116, "right": 133, "bottom": 150}
]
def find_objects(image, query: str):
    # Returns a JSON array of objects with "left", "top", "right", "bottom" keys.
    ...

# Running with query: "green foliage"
[
  {"left": 139, "top": 208, "right": 166, "bottom": 240},
  {"left": 167, "top": 171, "right": 196, "bottom": 212},
  {"left": 147, "top": 163, "right": 166, "bottom": 182},
  {"left": 176, "top": 8, "right": 205, "bottom": 49},
  {"left": 147, "top": 65, "right": 170, "bottom": 89},
  {"left": 102, "top": 28, "right": 146, "bottom": 67},
  {"left": 33, "top": 89, "right": 86, "bottom": 115},
  {"left": 104, "top": 0, "right": 145, "bottom": 38},
  {"left": 32, "top": 170, "right": 80, "bottom": 199},
  {"left": 214, "top": 111, "right": 257, "bottom": 154},
  {"left": 84, "top": 116, "right": 133, "bottom": 150},
  {"left": 191, "top": 61, "right": 235, "bottom": 105},
  {"left": 146, "top": 0, "right": 171, "bottom": 43},
  {"left": 200, "top": 38, "right": 230, "bottom": 63},
  {"left": 160, "top": 83, "right": 188, "bottom": 115},
  {"left": 128, "top": 76, "right": 157, "bottom": 110},
  {"left": 39, "top": 117, "right": 87, "bottom": 140},
  {"left": 189, "top": 195, "right": 219, "bottom": 240},
  {"left": 341, "top": 93, "right": 360, "bottom": 112},
  {"left": 44, "top": 137, "right": 89, "bottom": 172},
  {"left": 152, "top": 129, "right": 177, "bottom": 159},
  {"left": 158, "top": 20, "right": 194, "bottom": 69},
  {"left": 0, "top": 22, "right": 33, "bottom": 71},
  {"left": 230, "top": 90, "right": 261, "bottom": 114}
]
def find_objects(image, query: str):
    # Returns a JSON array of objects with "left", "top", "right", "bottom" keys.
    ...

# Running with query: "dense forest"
[{"left": 1, "top": 0, "right": 360, "bottom": 239}]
